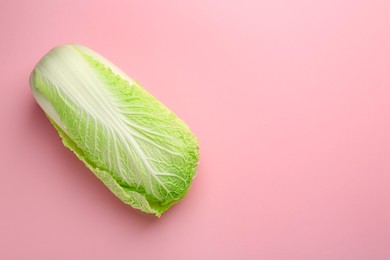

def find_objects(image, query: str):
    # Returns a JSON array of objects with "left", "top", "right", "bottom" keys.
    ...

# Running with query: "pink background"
[{"left": 1, "top": 0, "right": 390, "bottom": 259}]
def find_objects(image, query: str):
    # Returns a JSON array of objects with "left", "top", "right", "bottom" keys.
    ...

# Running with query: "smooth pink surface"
[{"left": 1, "top": 1, "right": 390, "bottom": 259}]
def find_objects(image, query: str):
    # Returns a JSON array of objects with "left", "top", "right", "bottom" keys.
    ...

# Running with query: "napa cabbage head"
[{"left": 30, "top": 44, "right": 199, "bottom": 216}]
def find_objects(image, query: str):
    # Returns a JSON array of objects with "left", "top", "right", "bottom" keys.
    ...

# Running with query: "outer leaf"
[{"left": 30, "top": 44, "right": 199, "bottom": 216}]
